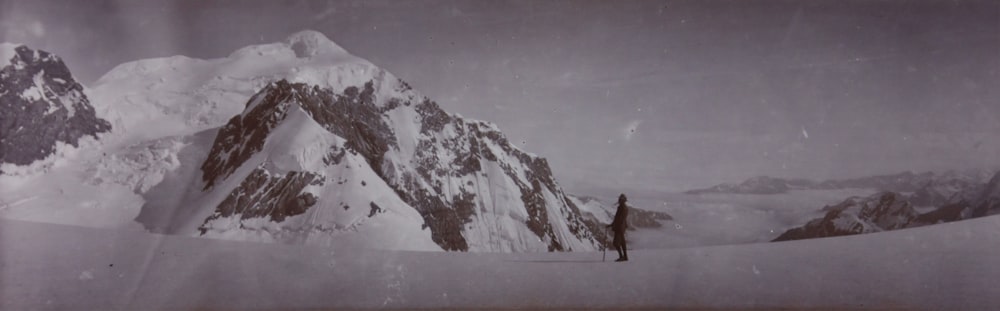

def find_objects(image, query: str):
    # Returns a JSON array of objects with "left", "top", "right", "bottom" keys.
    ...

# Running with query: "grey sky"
[{"left": 3, "top": 0, "right": 1000, "bottom": 195}]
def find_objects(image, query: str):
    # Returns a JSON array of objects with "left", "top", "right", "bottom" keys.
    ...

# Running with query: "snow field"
[{"left": 3, "top": 214, "right": 999, "bottom": 310}]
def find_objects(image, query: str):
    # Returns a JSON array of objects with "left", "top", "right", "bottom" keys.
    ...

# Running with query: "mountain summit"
[
  {"left": 89, "top": 30, "right": 368, "bottom": 147},
  {"left": 133, "top": 31, "right": 605, "bottom": 252},
  {"left": 0, "top": 44, "right": 111, "bottom": 174},
  {"left": 284, "top": 30, "right": 351, "bottom": 58}
]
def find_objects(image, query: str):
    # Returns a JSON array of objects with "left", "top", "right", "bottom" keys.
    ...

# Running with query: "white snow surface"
[
  {"left": 3, "top": 215, "right": 1000, "bottom": 310},
  {"left": 145, "top": 106, "right": 438, "bottom": 251},
  {"left": 88, "top": 30, "right": 371, "bottom": 148},
  {"left": 124, "top": 102, "right": 437, "bottom": 250},
  {"left": 20, "top": 71, "right": 45, "bottom": 101},
  {"left": 0, "top": 42, "right": 19, "bottom": 64},
  {"left": 570, "top": 195, "right": 614, "bottom": 224},
  {"left": 0, "top": 136, "right": 144, "bottom": 229}
]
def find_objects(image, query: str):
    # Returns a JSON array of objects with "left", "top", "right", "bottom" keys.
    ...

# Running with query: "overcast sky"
[{"left": 3, "top": 0, "right": 1000, "bottom": 196}]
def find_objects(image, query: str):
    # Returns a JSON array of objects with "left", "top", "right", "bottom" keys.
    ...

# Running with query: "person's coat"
[{"left": 610, "top": 202, "right": 628, "bottom": 233}]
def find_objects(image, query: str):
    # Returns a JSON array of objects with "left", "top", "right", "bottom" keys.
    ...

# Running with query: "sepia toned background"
[{"left": 4, "top": 0, "right": 999, "bottom": 197}]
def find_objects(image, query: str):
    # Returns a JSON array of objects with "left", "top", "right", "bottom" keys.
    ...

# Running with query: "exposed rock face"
[
  {"left": 200, "top": 81, "right": 301, "bottom": 189},
  {"left": 0, "top": 45, "right": 111, "bottom": 172},
  {"left": 897, "top": 171, "right": 1000, "bottom": 225},
  {"left": 627, "top": 207, "right": 675, "bottom": 230},
  {"left": 968, "top": 172, "right": 1000, "bottom": 218},
  {"left": 193, "top": 77, "right": 603, "bottom": 252},
  {"left": 773, "top": 192, "right": 919, "bottom": 242},
  {"left": 911, "top": 202, "right": 969, "bottom": 225},
  {"left": 774, "top": 171, "right": 1000, "bottom": 242},
  {"left": 200, "top": 166, "right": 322, "bottom": 234}
]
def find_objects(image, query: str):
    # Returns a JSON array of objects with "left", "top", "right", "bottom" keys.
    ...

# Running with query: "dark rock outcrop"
[
  {"left": 968, "top": 172, "right": 1000, "bottom": 218},
  {"left": 627, "top": 207, "right": 674, "bottom": 230},
  {"left": 0, "top": 45, "right": 110, "bottom": 172},
  {"left": 773, "top": 192, "right": 919, "bottom": 242},
  {"left": 775, "top": 171, "right": 1000, "bottom": 242},
  {"left": 200, "top": 166, "right": 322, "bottom": 234}
]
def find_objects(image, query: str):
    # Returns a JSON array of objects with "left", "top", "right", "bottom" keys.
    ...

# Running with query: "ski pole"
[{"left": 602, "top": 227, "right": 610, "bottom": 262}]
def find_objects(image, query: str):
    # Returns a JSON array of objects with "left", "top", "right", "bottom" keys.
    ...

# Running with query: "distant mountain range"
[
  {"left": 684, "top": 170, "right": 1000, "bottom": 242},
  {"left": 773, "top": 170, "right": 1000, "bottom": 242},
  {"left": 685, "top": 170, "right": 994, "bottom": 201}
]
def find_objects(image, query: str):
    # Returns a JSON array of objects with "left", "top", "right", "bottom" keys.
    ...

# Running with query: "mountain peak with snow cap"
[
  {"left": 0, "top": 44, "right": 111, "bottom": 174},
  {"left": 85, "top": 29, "right": 606, "bottom": 252},
  {"left": 284, "top": 30, "right": 349, "bottom": 58},
  {"left": 226, "top": 30, "right": 354, "bottom": 60},
  {"left": 160, "top": 75, "right": 608, "bottom": 252},
  {"left": 139, "top": 74, "right": 606, "bottom": 252},
  {"left": 92, "top": 30, "right": 372, "bottom": 146}
]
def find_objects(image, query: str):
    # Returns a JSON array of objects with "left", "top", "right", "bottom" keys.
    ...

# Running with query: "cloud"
[
  {"left": 27, "top": 20, "right": 45, "bottom": 37},
  {"left": 312, "top": 6, "right": 337, "bottom": 21},
  {"left": 1, "top": 17, "right": 46, "bottom": 39}
]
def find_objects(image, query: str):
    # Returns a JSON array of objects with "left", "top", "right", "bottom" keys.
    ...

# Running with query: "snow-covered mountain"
[
  {"left": 0, "top": 43, "right": 111, "bottom": 174},
  {"left": 88, "top": 30, "right": 369, "bottom": 147},
  {"left": 917, "top": 171, "right": 1000, "bottom": 222},
  {"left": 130, "top": 31, "right": 604, "bottom": 252},
  {"left": 772, "top": 192, "right": 919, "bottom": 241},
  {"left": 903, "top": 170, "right": 988, "bottom": 207},
  {"left": 966, "top": 171, "right": 1000, "bottom": 217},
  {"left": 773, "top": 170, "right": 1000, "bottom": 241},
  {"left": 685, "top": 176, "right": 816, "bottom": 195}
]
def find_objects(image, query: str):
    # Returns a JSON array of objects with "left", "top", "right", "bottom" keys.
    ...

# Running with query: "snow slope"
[
  {"left": 136, "top": 99, "right": 439, "bottom": 251},
  {"left": 0, "top": 42, "right": 20, "bottom": 64},
  {"left": 0, "top": 32, "right": 385, "bottom": 230},
  {"left": 3, "top": 215, "right": 999, "bottom": 310},
  {"left": 4, "top": 31, "right": 603, "bottom": 253},
  {"left": 88, "top": 30, "right": 370, "bottom": 147},
  {"left": 138, "top": 74, "right": 603, "bottom": 252},
  {"left": 117, "top": 30, "right": 604, "bottom": 252}
]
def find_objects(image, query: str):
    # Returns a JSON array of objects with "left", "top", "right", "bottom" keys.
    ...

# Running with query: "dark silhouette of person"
[{"left": 606, "top": 193, "right": 629, "bottom": 262}]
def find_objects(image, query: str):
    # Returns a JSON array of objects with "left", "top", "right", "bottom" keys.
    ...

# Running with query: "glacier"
[{"left": 3, "top": 214, "right": 999, "bottom": 310}]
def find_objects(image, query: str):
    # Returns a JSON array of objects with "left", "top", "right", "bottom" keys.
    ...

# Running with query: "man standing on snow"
[{"left": 606, "top": 193, "right": 629, "bottom": 262}]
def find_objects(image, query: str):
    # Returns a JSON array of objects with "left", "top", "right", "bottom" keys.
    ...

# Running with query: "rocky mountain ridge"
[
  {"left": 0, "top": 44, "right": 111, "bottom": 174},
  {"left": 773, "top": 170, "right": 1000, "bottom": 242},
  {"left": 132, "top": 31, "right": 607, "bottom": 252}
]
